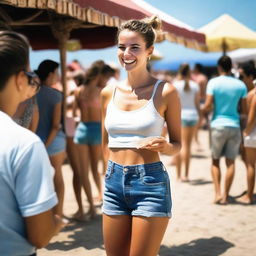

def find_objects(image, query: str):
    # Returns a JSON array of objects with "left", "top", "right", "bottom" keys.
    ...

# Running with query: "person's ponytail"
[
  {"left": 184, "top": 79, "right": 190, "bottom": 92},
  {"left": 178, "top": 63, "right": 191, "bottom": 92}
]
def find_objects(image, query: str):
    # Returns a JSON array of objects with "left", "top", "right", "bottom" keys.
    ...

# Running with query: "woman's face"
[
  {"left": 49, "top": 68, "right": 60, "bottom": 85},
  {"left": 117, "top": 29, "right": 153, "bottom": 72}
]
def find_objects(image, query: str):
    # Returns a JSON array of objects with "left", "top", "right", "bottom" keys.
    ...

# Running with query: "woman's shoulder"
[
  {"left": 101, "top": 82, "right": 117, "bottom": 98},
  {"left": 159, "top": 80, "right": 178, "bottom": 96}
]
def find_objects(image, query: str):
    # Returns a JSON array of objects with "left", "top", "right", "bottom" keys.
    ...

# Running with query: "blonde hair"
[{"left": 117, "top": 15, "right": 162, "bottom": 48}]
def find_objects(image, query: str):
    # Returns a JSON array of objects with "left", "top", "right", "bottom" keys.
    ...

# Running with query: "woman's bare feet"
[
  {"left": 236, "top": 194, "right": 253, "bottom": 205},
  {"left": 85, "top": 206, "right": 96, "bottom": 219},
  {"left": 71, "top": 210, "right": 87, "bottom": 222},
  {"left": 181, "top": 177, "right": 190, "bottom": 182},
  {"left": 213, "top": 195, "right": 222, "bottom": 204}
]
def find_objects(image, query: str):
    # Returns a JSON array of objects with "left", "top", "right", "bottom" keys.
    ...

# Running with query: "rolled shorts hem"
[
  {"left": 102, "top": 208, "right": 171, "bottom": 218},
  {"left": 132, "top": 210, "right": 171, "bottom": 218},
  {"left": 102, "top": 208, "right": 130, "bottom": 216}
]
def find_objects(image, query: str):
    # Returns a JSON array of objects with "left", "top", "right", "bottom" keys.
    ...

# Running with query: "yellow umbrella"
[
  {"left": 198, "top": 14, "right": 256, "bottom": 54},
  {"left": 151, "top": 48, "right": 163, "bottom": 61}
]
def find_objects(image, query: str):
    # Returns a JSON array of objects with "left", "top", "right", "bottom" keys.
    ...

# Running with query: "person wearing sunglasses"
[
  {"left": 24, "top": 71, "right": 41, "bottom": 93},
  {"left": 0, "top": 31, "right": 65, "bottom": 256}
]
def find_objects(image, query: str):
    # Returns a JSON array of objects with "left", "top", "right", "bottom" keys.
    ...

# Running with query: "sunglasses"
[{"left": 23, "top": 71, "right": 41, "bottom": 93}]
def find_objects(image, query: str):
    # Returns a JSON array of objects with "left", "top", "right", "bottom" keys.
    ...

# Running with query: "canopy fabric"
[
  {"left": 198, "top": 14, "right": 256, "bottom": 52},
  {"left": 228, "top": 48, "right": 256, "bottom": 63},
  {"left": 1, "top": 0, "right": 205, "bottom": 50}
]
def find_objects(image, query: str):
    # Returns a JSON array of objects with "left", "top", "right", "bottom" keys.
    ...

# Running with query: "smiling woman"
[{"left": 101, "top": 16, "right": 181, "bottom": 256}]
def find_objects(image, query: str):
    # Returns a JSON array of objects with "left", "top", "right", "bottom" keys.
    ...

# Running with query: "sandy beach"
[{"left": 38, "top": 130, "right": 256, "bottom": 256}]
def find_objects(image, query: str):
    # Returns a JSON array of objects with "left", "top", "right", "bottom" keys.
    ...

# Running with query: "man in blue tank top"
[{"left": 202, "top": 55, "right": 247, "bottom": 205}]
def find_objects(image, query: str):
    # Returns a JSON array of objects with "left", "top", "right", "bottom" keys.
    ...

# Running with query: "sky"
[{"left": 30, "top": 0, "right": 256, "bottom": 76}]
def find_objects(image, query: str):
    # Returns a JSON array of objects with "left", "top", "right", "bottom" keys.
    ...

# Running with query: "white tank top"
[{"left": 105, "top": 80, "right": 165, "bottom": 148}]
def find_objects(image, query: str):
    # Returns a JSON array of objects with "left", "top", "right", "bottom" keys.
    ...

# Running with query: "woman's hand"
[{"left": 137, "top": 136, "right": 168, "bottom": 153}]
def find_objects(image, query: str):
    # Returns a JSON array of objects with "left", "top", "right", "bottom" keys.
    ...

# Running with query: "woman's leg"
[
  {"left": 246, "top": 148, "right": 256, "bottom": 202},
  {"left": 66, "top": 137, "right": 83, "bottom": 217},
  {"left": 174, "top": 153, "right": 181, "bottom": 181},
  {"left": 103, "top": 214, "right": 132, "bottom": 256},
  {"left": 129, "top": 216, "right": 169, "bottom": 256},
  {"left": 238, "top": 148, "right": 256, "bottom": 204},
  {"left": 89, "top": 144, "right": 103, "bottom": 201},
  {"left": 76, "top": 144, "right": 95, "bottom": 217},
  {"left": 49, "top": 151, "right": 66, "bottom": 217},
  {"left": 181, "top": 125, "right": 196, "bottom": 181}
]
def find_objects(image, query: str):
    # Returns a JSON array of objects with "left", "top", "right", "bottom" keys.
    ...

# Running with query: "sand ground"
[{"left": 38, "top": 130, "right": 256, "bottom": 256}]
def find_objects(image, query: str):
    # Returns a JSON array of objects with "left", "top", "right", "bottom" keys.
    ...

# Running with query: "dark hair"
[
  {"left": 35, "top": 60, "right": 59, "bottom": 82},
  {"left": 239, "top": 61, "right": 256, "bottom": 78},
  {"left": 117, "top": 15, "right": 161, "bottom": 48},
  {"left": 101, "top": 64, "right": 115, "bottom": 77},
  {"left": 178, "top": 63, "right": 191, "bottom": 92},
  {"left": 217, "top": 55, "right": 232, "bottom": 72},
  {"left": 0, "top": 31, "right": 29, "bottom": 91},
  {"left": 194, "top": 63, "right": 203, "bottom": 73}
]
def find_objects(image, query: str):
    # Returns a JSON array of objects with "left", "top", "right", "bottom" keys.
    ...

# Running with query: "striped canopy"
[{"left": 1, "top": 0, "right": 205, "bottom": 50}]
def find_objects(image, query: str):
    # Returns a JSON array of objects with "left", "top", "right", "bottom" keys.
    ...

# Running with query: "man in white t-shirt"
[{"left": 0, "top": 31, "right": 65, "bottom": 256}]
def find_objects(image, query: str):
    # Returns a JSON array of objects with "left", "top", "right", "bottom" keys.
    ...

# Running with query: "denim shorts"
[
  {"left": 102, "top": 160, "right": 172, "bottom": 218},
  {"left": 46, "top": 130, "right": 66, "bottom": 156},
  {"left": 211, "top": 126, "right": 241, "bottom": 159},
  {"left": 74, "top": 122, "right": 101, "bottom": 145},
  {"left": 182, "top": 119, "right": 198, "bottom": 127}
]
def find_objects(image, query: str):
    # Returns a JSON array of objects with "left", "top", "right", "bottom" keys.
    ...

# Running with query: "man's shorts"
[{"left": 211, "top": 126, "right": 241, "bottom": 160}]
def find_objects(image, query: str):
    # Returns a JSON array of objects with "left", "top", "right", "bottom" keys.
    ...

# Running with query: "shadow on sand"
[
  {"left": 191, "top": 154, "right": 208, "bottom": 159},
  {"left": 188, "top": 179, "right": 212, "bottom": 186},
  {"left": 159, "top": 237, "right": 234, "bottom": 256},
  {"left": 45, "top": 214, "right": 104, "bottom": 251}
]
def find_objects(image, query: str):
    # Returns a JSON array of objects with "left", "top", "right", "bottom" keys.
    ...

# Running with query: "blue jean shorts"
[
  {"left": 46, "top": 130, "right": 66, "bottom": 156},
  {"left": 182, "top": 119, "right": 198, "bottom": 127},
  {"left": 211, "top": 126, "right": 241, "bottom": 160},
  {"left": 74, "top": 122, "right": 101, "bottom": 145},
  {"left": 102, "top": 160, "right": 172, "bottom": 218}
]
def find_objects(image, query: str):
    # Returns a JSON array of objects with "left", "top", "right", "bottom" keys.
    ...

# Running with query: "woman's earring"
[{"left": 147, "top": 55, "right": 151, "bottom": 62}]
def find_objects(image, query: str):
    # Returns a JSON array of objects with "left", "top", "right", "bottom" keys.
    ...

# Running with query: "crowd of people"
[{"left": 0, "top": 14, "right": 255, "bottom": 256}]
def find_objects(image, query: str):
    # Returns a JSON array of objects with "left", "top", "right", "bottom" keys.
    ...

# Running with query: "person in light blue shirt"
[
  {"left": 0, "top": 31, "right": 65, "bottom": 256},
  {"left": 202, "top": 55, "right": 247, "bottom": 205}
]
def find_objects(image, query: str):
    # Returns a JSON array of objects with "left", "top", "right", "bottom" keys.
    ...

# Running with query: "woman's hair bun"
[{"left": 143, "top": 15, "right": 162, "bottom": 31}]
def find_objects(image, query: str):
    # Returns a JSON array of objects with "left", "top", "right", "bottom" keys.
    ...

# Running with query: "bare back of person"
[{"left": 77, "top": 85, "right": 101, "bottom": 122}]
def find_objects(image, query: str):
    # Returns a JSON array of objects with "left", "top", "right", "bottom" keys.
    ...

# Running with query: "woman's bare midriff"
[{"left": 108, "top": 148, "right": 160, "bottom": 165}]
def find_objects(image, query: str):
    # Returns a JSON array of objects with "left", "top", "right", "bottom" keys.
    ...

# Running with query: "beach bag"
[{"left": 244, "top": 126, "right": 256, "bottom": 148}]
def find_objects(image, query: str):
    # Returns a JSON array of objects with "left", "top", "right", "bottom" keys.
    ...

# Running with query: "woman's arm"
[
  {"left": 45, "top": 102, "right": 62, "bottom": 147},
  {"left": 195, "top": 89, "right": 201, "bottom": 121},
  {"left": 244, "top": 95, "right": 256, "bottom": 136},
  {"left": 162, "top": 83, "right": 182, "bottom": 155},
  {"left": 141, "top": 83, "right": 181, "bottom": 155}
]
